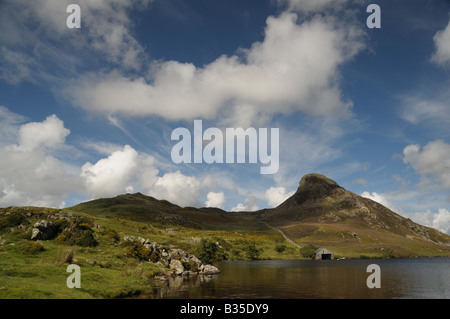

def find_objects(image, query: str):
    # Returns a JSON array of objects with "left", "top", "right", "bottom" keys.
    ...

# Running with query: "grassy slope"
[
  {"left": 0, "top": 205, "right": 299, "bottom": 299},
  {"left": 2, "top": 189, "right": 450, "bottom": 298}
]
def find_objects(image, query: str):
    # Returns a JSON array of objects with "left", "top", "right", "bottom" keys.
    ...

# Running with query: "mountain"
[
  {"left": 69, "top": 192, "right": 263, "bottom": 231},
  {"left": 257, "top": 173, "right": 450, "bottom": 257},
  {"left": 69, "top": 173, "right": 450, "bottom": 258}
]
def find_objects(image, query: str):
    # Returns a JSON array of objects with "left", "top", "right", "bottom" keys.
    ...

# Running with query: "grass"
[
  {"left": 1, "top": 194, "right": 449, "bottom": 299},
  {"left": 0, "top": 206, "right": 303, "bottom": 299}
]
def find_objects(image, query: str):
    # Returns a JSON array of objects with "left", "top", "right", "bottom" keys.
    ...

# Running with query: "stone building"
[{"left": 315, "top": 248, "right": 334, "bottom": 260}]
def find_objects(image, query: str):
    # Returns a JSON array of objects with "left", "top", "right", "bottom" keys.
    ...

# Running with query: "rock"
[
  {"left": 171, "top": 248, "right": 188, "bottom": 259},
  {"left": 31, "top": 220, "right": 56, "bottom": 240},
  {"left": 200, "top": 264, "right": 220, "bottom": 275},
  {"left": 86, "top": 259, "right": 96, "bottom": 265},
  {"left": 169, "top": 259, "right": 185, "bottom": 275},
  {"left": 188, "top": 255, "right": 202, "bottom": 267}
]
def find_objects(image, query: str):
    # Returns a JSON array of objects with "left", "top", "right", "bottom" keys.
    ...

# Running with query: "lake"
[{"left": 150, "top": 258, "right": 450, "bottom": 299}]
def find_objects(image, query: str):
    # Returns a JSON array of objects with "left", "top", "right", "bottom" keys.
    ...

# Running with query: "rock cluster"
[
  {"left": 123, "top": 235, "right": 220, "bottom": 277},
  {"left": 31, "top": 220, "right": 57, "bottom": 240}
]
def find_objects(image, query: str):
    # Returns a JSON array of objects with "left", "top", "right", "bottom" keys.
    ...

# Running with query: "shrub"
[
  {"left": 105, "top": 228, "right": 120, "bottom": 243},
  {"left": 124, "top": 243, "right": 151, "bottom": 261},
  {"left": 56, "top": 234, "right": 67, "bottom": 243},
  {"left": 275, "top": 243, "right": 287, "bottom": 253},
  {"left": 56, "top": 220, "right": 99, "bottom": 247},
  {"left": 243, "top": 242, "right": 261, "bottom": 260},
  {"left": 196, "top": 238, "right": 223, "bottom": 264},
  {"left": 21, "top": 242, "right": 45, "bottom": 255},
  {"left": 0, "top": 213, "right": 29, "bottom": 230},
  {"left": 382, "top": 249, "right": 396, "bottom": 259},
  {"left": 299, "top": 244, "right": 318, "bottom": 259},
  {"left": 75, "top": 231, "right": 98, "bottom": 247}
]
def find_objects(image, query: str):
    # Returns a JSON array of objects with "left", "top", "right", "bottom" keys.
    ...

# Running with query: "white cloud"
[
  {"left": 431, "top": 20, "right": 450, "bottom": 67},
  {"left": 265, "top": 186, "right": 295, "bottom": 207},
  {"left": 0, "top": 0, "right": 150, "bottom": 84},
  {"left": 151, "top": 171, "right": 206, "bottom": 207},
  {"left": 411, "top": 209, "right": 450, "bottom": 235},
  {"left": 231, "top": 197, "right": 259, "bottom": 212},
  {"left": 81, "top": 145, "right": 143, "bottom": 198},
  {"left": 0, "top": 112, "right": 81, "bottom": 208},
  {"left": 400, "top": 95, "right": 450, "bottom": 128},
  {"left": 205, "top": 192, "right": 226, "bottom": 209},
  {"left": 0, "top": 106, "right": 26, "bottom": 147},
  {"left": 68, "top": 12, "right": 365, "bottom": 125},
  {"left": 403, "top": 140, "right": 450, "bottom": 189},
  {"left": 361, "top": 191, "right": 397, "bottom": 211},
  {"left": 18, "top": 114, "right": 70, "bottom": 151}
]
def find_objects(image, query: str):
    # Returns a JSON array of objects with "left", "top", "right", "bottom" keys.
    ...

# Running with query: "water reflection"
[{"left": 149, "top": 258, "right": 450, "bottom": 299}]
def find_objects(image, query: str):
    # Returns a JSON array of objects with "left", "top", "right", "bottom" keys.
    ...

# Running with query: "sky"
[{"left": 0, "top": 0, "right": 450, "bottom": 234}]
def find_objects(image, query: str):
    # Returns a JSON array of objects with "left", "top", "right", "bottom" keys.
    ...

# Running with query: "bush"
[
  {"left": 382, "top": 249, "right": 396, "bottom": 259},
  {"left": 275, "top": 243, "right": 287, "bottom": 253},
  {"left": 243, "top": 242, "right": 261, "bottom": 260},
  {"left": 104, "top": 228, "right": 120, "bottom": 243},
  {"left": 299, "top": 244, "right": 318, "bottom": 259},
  {"left": 75, "top": 231, "right": 98, "bottom": 247},
  {"left": 124, "top": 242, "right": 151, "bottom": 261},
  {"left": 20, "top": 242, "right": 45, "bottom": 255},
  {"left": 196, "top": 238, "right": 224, "bottom": 264},
  {"left": 0, "top": 213, "right": 29, "bottom": 230},
  {"left": 57, "top": 219, "right": 98, "bottom": 247}
]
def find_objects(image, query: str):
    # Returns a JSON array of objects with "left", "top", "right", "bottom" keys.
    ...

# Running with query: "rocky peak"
[{"left": 278, "top": 173, "right": 344, "bottom": 209}]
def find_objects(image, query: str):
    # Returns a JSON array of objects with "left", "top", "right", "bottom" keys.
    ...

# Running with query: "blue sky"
[{"left": 1, "top": 0, "right": 450, "bottom": 234}]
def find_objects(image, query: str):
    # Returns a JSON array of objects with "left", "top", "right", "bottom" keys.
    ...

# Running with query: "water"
[{"left": 150, "top": 258, "right": 450, "bottom": 299}]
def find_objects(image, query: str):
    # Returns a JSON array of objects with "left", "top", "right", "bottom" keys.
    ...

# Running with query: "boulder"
[
  {"left": 31, "top": 220, "right": 56, "bottom": 240},
  {"left": 200, "top": 264, "right": 220, "bottom": 275},
  {"left": 169, "top": 259, "right": 185, "bottom": 275}
]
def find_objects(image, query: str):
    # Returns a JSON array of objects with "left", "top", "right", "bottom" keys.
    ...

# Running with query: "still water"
[{"left": 150, "top": 258, "right": 450, "bottom": 299}]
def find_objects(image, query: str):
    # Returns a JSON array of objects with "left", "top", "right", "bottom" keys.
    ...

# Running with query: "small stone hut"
[{"left": 315, "top": 248, "right": 334, "bottom": 260}]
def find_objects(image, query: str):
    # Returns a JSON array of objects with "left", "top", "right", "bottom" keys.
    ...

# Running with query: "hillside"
[
  {"left": 1, "top": 173, "right": 450, "bottom": 298},
  {"left": 258, "top": 173, "right": 450, "bottom": 257}
]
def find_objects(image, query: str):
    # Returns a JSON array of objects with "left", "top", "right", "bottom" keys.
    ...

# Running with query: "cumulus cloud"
[
  {"left": 205, "top": 192, "right": 226, "bottom": 209},
  {"left": 431, "top": 20, "right": 450, "bottom": 67},
  {"left": 0, "top": 112, "right": 81, "bottom": 208},
  {"left": 0, "top": 108, "right": 216, "bottom": 208},
  {"left": 18, "top": 114, "right": 70, "bottom": 151},
  {"left": 81, "top": 145, "right": 145, "bottom": 198},
  {"left": 265, "top": 186, "right": 295, "bottom": 207},
  {"left": 411, "top": 208, "right": 450, "bottom": 235},
  {"left": 151, "top": 171, "right": 206, "bottom": 207},
  {"left": 361, "top": 191, "right": 397, "bottom": 211},
  {"left": 403, "top": 140, "right": 450, "bottom": 189},
  {"left": 68, "top": 12, "right": 365, "bottom": 126},
  {"left": 231, "top": 197, "right": 259, "bottom": 212}
]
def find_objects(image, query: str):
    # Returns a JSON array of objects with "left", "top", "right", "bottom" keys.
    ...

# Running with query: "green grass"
[{"left": 0, "top": 206, "right": 303, "bottom": 299}]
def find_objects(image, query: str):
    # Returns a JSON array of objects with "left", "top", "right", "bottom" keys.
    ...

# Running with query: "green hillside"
[{"left": 1, "top": 173, "right": 449, "bottom": 298}]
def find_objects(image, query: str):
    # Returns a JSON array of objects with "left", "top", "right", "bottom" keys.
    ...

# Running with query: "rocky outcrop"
[
  {"left": 123, "top": 235, "right": 220, "bottom": 276},
  {"left": 31, "top": 220, "right": 57, "bottom": 240}
]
